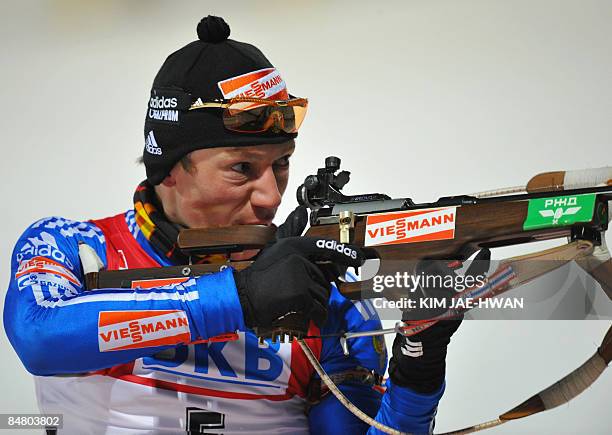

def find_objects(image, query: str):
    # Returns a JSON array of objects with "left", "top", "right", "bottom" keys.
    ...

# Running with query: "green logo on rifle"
[{"left": 523, "top": 194, "right": 596, "bottom": 230}]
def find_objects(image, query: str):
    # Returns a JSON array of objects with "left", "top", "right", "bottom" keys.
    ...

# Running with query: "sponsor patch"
[
  {"left": 139, "top": 330, "right": 293, "bottom": 397},
  {"left": 217, "top": 68, "right": 289, "bottom": 100},
  {"left": 98, "top": 310, "right": 191, "bottom": 352},
  {"left": 146, "top": 89, "right": 191, "bottom": 125},
  {"left": 523, "top": 194, "right": 596, "bottom": 230},
  {"left": 364, "top": 207, "right": 457, "bottom": 247},
  {"left": 15, "top": 256, "right": 80, "bottom": 286},
  {"left": 148, "top": 107, "right": 178, "bottom": 123},
  {"left": 17, "top": 272, "right": 80, "bottom": 296}
]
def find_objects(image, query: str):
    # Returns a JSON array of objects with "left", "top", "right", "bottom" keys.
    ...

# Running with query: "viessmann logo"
[
  {"left": 217, "top": 67, "right": 289, "bottom": 100},
  {"left": 98, "top": 310, "right": 190, "bottom": 352},
  {"left": 364, "top": 207, "right": 457, "bottom": 247}
]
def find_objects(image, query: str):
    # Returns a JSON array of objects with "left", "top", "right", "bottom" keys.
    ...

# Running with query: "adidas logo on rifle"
[
  {"left": 145, "top": 131, "right": 162, "bottom": 155},
  {"left": 316, "top": 239, "right": 358, "bottom": 260}
]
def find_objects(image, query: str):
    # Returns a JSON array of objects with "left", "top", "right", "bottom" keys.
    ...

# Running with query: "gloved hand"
[
  {"left": 389, "top": 248, "right": 491, "bottom": 393},
  {"left": 275, "top": 204, "right": 308, "bottom": 239},
  {"left": 234, "top": 236, "right": 365, "bottom": 330},
  {"left": 275, "top": 204, "right": 353, "bottom": 282}
]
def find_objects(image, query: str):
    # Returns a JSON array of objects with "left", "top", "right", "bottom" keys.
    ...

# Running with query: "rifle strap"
[{"left": 500, "top": 239, "right": 595, "bottom": 287}]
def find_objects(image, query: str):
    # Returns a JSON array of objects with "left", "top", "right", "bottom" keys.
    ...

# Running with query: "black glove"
[
  {"left": 275, "top": 204, "right": 354, "bottom": 284},
  {"left": 275, "top": 205, "right": 308, "bottom": 239},
  {"left": 234, "top": 236, "right": 365, "bottom": 330},
  {"left": 389, "top": 248, "right": 491, "bottom": 393}
]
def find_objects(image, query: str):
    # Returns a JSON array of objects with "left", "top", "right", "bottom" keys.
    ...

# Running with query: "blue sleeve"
[
  {"left": 368, "top": 381, "right": 444, "bottom": 435},
  {"left": 308, "top": 287, "right": 443, "bottom": 434},
  {"left": 309, "top": 290, "right": 386, "bottom": 434},
  {"left": 319, "top": 289, "right": 388, "bottom": 376},
  {"left": 3, "top": 217, "right": 245, "bottom": 376}
]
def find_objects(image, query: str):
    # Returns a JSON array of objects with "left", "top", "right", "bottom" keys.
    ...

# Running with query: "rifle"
[
  {"left": 84, "top": 156, "right": 612, "bottom": 307},
  {"left": 81, "top": 157, "right": 612, "bottom": 434}
]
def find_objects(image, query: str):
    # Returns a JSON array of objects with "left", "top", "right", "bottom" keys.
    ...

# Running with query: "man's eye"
[
  {"left": 274, "top": 155, "right": 291, "bottom": 168},
  {"left": 231, "top": 162, "right": 251, "bottom": 174}
]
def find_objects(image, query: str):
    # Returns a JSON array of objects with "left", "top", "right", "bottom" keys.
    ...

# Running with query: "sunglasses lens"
[
  {"left": 223, "top": 99, "right": 308, "bottom": 133},
  {"left": 291, "top": 104, "right": 307, "bottom": 132}
]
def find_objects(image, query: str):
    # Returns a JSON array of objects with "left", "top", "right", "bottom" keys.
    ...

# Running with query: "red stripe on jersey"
[
  {"left": 286, "top": 322, "right": 322, "bottom": 398},
  {"left": 102, "top": 371, "right": 295, "bottom": 401},
  {"left": 91, "top": 213, "right": 160, "bottom": 270}
]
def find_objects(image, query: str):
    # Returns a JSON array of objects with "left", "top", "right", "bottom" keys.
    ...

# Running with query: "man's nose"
[{"left": 251, "top": 166, "right": 282, "bottom": 210}]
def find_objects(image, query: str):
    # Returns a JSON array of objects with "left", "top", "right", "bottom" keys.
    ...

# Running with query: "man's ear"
[
  {"left": 162, "top": 155, "right": 195, "bottom": 187},
  {"left": 161, "top": 170, "right": 177, "bottom": 187}
]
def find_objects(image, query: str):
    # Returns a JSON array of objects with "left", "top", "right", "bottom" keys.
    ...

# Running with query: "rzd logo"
[
  {"left": 523, "top": 193, "right": 596, "bottom": 230},
  {"left": 538, "top": 197, "right": 582, "bottom": 225}
]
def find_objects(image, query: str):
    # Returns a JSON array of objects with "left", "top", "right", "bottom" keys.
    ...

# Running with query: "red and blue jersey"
[{"left": 4, "top": 211, "right": 444, "bottom": 434}]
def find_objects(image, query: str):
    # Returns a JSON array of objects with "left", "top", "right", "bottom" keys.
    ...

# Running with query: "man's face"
[{"left": 162, "top": 140, "right": 295, "bottom": 229}]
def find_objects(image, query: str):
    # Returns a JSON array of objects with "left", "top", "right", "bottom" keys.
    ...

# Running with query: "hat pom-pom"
[{"left": 197, "top": 16, "right": 230, "bottom": 43}]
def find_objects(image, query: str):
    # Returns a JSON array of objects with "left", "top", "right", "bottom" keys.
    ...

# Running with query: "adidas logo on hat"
[{"left": 145, "top": 131, "right": 162, "bottom": 155}]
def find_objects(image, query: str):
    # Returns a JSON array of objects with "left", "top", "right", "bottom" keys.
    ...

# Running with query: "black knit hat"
[{"left": 143, "top": 16, "right": 297, "bottom": 185}]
